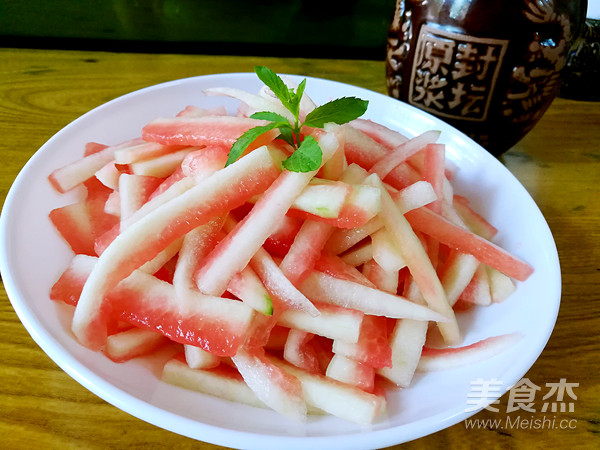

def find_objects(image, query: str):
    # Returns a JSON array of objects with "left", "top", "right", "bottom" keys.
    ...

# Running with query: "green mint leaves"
[
  {"left": 254, "top": 66, "right": 294, "bottom": 107},
  {"left": 226, "top": 66, "right": 369, "bottom": 172},
  {"left": 281, "top": 136, "right": 322, "bottom": 172},
  {"left": 303, "top": 97, "right": 369, "bottom": 128},
  {"left": 225, "top": 121, "right": 285, "bottom": 167}
]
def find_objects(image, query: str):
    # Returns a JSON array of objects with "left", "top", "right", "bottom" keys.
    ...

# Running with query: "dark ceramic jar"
[{"left": 386, "top": 0, "right": 586, "bottom": 156}]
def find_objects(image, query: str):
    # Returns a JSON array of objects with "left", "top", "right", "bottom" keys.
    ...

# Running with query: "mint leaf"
[
  {"left": 226, "top": 122, "right": 282, "bottom": 167},
  {"left": 254, "top": 66, "right": 292, "bottom": 108},
  {"left": 281, "top": 136, "right": 322, "bottom": 172},
  {"left": 249, "top": 111, "right": 295, "bottom": 146},
  {"left": 289, "top": 78, "right": 306, "bottom": 119},
  {"left": 250, "top": 111, "right": 290, "bottom": 123},
  {"left": 295, "top": 79, "right": 306, "bottom": 105},
  {"left": 303, "top": 97, "right": 369, "bottom": 128},
  {"left": 277, "top": 127, "right": 296, "bottom": 147}
]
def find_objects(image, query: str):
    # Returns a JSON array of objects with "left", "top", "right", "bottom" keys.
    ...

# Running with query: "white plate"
[{"left": 0, "top": 73, "right": 561, "bottom": 449}]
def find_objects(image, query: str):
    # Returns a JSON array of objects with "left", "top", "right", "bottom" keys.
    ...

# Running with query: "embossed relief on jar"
[
  {"left": 501, "top": 0, "right": 572, "bottom": 128},
  {"left": 386, "top": 0, "right": 414, "bottom": 99}
]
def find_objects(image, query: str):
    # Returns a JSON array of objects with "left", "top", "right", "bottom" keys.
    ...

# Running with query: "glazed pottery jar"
[{"left": 386, "top": 0, "right": 586, "bottom": 155}]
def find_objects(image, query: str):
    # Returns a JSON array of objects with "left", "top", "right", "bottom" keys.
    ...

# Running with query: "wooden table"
[{"left": 1, "top": 48, "right": 598, "bottom": 449}]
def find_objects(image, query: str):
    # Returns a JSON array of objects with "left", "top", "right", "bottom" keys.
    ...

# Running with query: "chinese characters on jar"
[{"left": 409, "top": 25, "right": 508, "bottom": 122}]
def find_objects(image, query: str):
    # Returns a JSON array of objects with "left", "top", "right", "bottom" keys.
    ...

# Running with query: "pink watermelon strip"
[
  {"left": 418, "top": 333, "right": 523, "bottom": 371},
  {"left": 332, "top": 315, "right": 392, "bottom": 369},
  {"left": 453, "top": 195, "right": 498, "bottom": 240},
  {"left": 49, "top": 137, "right": 143, "bottom": 193},
  {"left": 116, "top": 147, "right": 194, "bottom": 178},
  {"left": 299, "top": 271, "right": 448, "bottom": 322},
  {"left": 405, "top": 207, "right": 534, "bottom": 282},
  {"left": 85, "top": 178, "right": 120, "bottom": 245},
  {"left": 72, "top": 147, "right": 279, "bottom": 350},
  {"left": 280, "top": 220, "right": 334, "bottom": 286},
  {"left": 341, "top": 125, "right": 424, "bottom": 190},
  {"left": 232, "top": 347, "right": 307, "bottom": 421},
  {"left": 113, "top": 142, "right": 188, "bottom": 165},
  {"left": 180, "top": 146, "right": 230, "bottom": 178},
  {"left": 141, "top": 115, "right": 279, "bottom": 149},
  {"left": 313, "top": 252, "right": 376, "bottom": 288},
  {"left": 95, "top": 175, "right": 199, "bottom": 255},
  {"left": 49, "top": 202, "right": 95, "bottom": 256},
  {"left": 365, "top": 174, "right": 461, "bottom": 345},
  {"left": 84, "top": 142, "right": 109, "bottom": 157},
  {"left": 263, "top": 215, "right": 302, "bottom": 257},
  {"left": 342, "top": 123, "right": 388, "bottom": 170},
  {"left": 349, "top": 119, "right": 409, "bottom": 149},
  {"left": 248, "top": 247, "right": 319, "bottom": 317},
  {"left": 422, "top": 143, "right": 445, "bottom": 214},
  {"left": 147, "top": 166, "right": 186, "bottom": 201},
  {"left": 51, "top": 255, "right": 254, "bottom": 357},
  {"left": 172, "top": 218, "right": 225, "bottom": 296},
  {"left": 104, "top": 328, "right": 169, "bottom": 363},
  {"left": 287, "top": 201, "right": 376, "bottom": 229},
  {"left": 368, "top": 130, "right": 441, "bottom": 181},
  {"left": 118, "top": 174, "right": 163, "bottom": 220},
  {"left": 283, "top": 329, "right": 320, "bottom": 374}
]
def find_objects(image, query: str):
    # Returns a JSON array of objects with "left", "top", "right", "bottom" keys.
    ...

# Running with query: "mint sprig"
[{"left": 226, "top": 66, "right": 369, "bottom": 172}]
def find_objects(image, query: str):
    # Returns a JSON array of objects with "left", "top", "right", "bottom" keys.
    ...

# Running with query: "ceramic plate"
[{"left": 0, "top": 73, "right": 561, "bottom": 449}]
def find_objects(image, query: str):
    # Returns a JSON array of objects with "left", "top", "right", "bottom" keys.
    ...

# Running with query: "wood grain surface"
[{"left": 1, "top": 48, "right": 598, "bottom": 449}]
